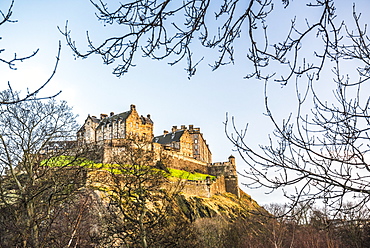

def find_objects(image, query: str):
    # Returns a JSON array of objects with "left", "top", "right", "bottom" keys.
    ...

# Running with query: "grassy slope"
[
  {"left": 43, "top": 156, "right": 215, "bottom": 181},
  {"left": 44, "top": 156, "right": 267, "bottom": 225}
]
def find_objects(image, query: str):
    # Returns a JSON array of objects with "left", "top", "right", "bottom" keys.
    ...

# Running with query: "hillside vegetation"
[
  {"left": 43, "top": 155, "right": 215, "bottom": 180},
  {"left": 8, "top": 156, "right": 368, "bottom": 247}
]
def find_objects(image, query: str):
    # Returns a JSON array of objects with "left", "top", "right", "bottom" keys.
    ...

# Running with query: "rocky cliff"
[{"left": 175, "top": 190, "right": 267, "bottom": 221}]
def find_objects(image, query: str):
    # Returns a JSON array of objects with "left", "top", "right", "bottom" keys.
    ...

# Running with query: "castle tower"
[
  {"left": 225, "top": 155, "right": 239, "bottom": 197},
  {"left": 228, "top": 155, "right": 235, "bottom": 166}
]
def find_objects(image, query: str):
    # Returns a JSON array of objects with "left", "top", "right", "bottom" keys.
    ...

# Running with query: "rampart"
[
  {"left": 165, "top": 150, "right": 208, "bottom": 174},
  {"left": 79, "top": 133, "right": 239, "bottom": 198},
  {"left": 164, "top": 176, "right": 226, "bottom": 198},
  {"left": 224, "top": 176, "right": 239, "bottom": 197},
  {"left": 86, "top": 167, "right": 235, "bottom": 198}
]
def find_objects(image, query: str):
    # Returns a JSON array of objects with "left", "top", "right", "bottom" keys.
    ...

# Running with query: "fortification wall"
[
  {"left": 177, "top": 180, "right": 211, "bottom": 197},
  {"left": 208, "top": 163, "right": 228, "bottom": 176},
  {"left": 208, "top": 162, "right": 237, "bottom": 177},
  {"left": 170, "top": 176, "right": 226, "bottom": 197},
  {"left": 86, "top": 143, "right": 240, "bottom": 198},
  {"left": 209, "top": 175, "right": 226, "bottom": 196},
  {"left": 165, "top": 151, "right": 208, "bottom": 174},
  {"left": 225, "top": 176, "right": 240, "bottom": 198},
  {"left": 87, "top": 168, "right": 236, "bottom": 198}
]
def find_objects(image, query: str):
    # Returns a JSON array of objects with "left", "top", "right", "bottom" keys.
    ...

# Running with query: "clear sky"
[{"left": 1, "top": 0, "right": 368, "bottom": 205}]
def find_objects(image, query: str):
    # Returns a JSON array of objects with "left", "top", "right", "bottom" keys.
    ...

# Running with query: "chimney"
[
  {"left": 100, "top": 113, "right": 108, "bottom": 119},
  {"left": 130, "top": 104, "right": 136, "bottom": 111},
  {"left": 172, "top": 126, "right": 177, "bottom": 132},
  {"left": 189, "top": 124, "right": 194, "bottom": 130},
  {"left": 163, "top": 130, "right": 169, "bottom": 135},
  {"left": 181, "top": 125, "right": 186, "bottom": 130},
  {"left": 110, "top": 112, "right": 114, "bottom": 117},
  {"left": 147, "top": 114, "right": 151, "bottom": 119}
]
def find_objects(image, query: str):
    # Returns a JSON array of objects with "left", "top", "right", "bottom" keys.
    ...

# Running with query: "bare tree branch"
[
  {"left": 0, "top": 0, "right": 61, "bottom": 105},
  {"left": 61, "top": 0, "right": 370, "bottom": 85},
  {"left": 0, "top": 0, "right": 39, "bottom": 69}
]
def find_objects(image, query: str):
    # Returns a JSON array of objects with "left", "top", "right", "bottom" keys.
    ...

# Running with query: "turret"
[{"left": 228, "top": 155, "right": 235, "bottom": 166}]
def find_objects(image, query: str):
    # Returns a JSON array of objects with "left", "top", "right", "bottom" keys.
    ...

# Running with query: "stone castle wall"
[
  {"left": 87, "top": 167, "right": 234, "bottom": 199},
  {"left": 165, "top": 151, "right": 209, "bottom": 174},
  {"left": 100, "top": 146, "right": 240, "bottom": 198},
  {"left": 87, "top": 169, "right": 222, "bottom": 199},
  {"left": 167, "top": 176, "right": 226, "bottom": 197},
  {"left": 225, "top": 176, "right": 240, "bottom": 198},
  {"left": 210, "top": 176, "right": 227, "bottom": 196}
]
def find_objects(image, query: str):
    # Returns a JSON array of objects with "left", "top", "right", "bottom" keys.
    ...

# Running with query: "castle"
[{"left": 77, "top": 104, "right": 239, "bottom": 197}]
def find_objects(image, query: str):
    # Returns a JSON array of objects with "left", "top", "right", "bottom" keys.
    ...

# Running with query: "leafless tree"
[
  {"left": 214, "top": 0, "right": 370, "bottom": 216},
  {"left": 41, "top": 188, "right": 108, "bottom": 247},
  {"left": 92, "top": 136, "right": 181, "bottom": 248},
  {"left": 1, "top": 0, "right": 61, "bottom": 104},
  {"left": 0, "top": 91, "right": 85, "bottom": 247},
  {"left": 329, "top": 203, "right": 370, "bottom": 247},
  {"left": 227, "top": 71, "right": 370, "bottom": 215},
  {"left": 0, "top": 0, "right": 37, "bottom": 69},
  {"left": 62, "top": 0, "right": 348, "bottom": 81},
  {"left": 59, "top": 0, "right": 369, "bottom": 89}
]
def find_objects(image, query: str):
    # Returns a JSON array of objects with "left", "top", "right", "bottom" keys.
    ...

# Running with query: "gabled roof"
[
  {"left": 89, "top": 116, "right": 100, "bottom": 124},
  {"left": 97, "top": 111, "right": 131, "bottom": 128},
  {"left": 77, "top": 115, "right": 100, "bottom": 133},
  {"left": 153, "top": 130, "right": 184, "bottom": 144},
  {"left": 140, "top": 115, "right": 153, "bottom": 125}
]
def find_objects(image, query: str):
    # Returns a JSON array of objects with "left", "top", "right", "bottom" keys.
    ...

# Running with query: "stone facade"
[
  {"left": 153, "top": 125, "right": 212, "bottom": 164},
  {"left": 165, "top": 176, "right": 226, "bottom": 198},
  {"left": 77, "top": 104, "right": 153, "bottom": 144},
  {"left": 78, "top": 105, "right": 239, "bottom": 197}
]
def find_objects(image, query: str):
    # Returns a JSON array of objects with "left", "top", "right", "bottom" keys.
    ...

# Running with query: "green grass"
[
  {"left": 42, "top": 156, "right": 114, "bottom": 169},
  {"left": 42, "top": 156, "right": 215, "bottom": 180},
  {"left": 41, "top": 156, "right": 94, "bottom": 167}
]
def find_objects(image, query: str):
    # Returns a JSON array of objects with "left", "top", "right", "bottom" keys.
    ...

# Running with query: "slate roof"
[
  {"left": 90, "top": 116, "right": 100, "bottom": 124},
  {"left": 77, "top": 115, "right": 100, "bottom": 133},
  {"left": 140, "top": 115, "right": 153, "bottom": 125},
  {"left": 153, "top": 130, "right": 184, "bottom": 144},
  {"left": 97, "top": 111, "right": 131, "bottom": 128}
]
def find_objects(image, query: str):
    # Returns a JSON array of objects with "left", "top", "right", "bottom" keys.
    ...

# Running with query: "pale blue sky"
[{"left": 1, "top": 0, "right": 368, "bottom": 204}]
